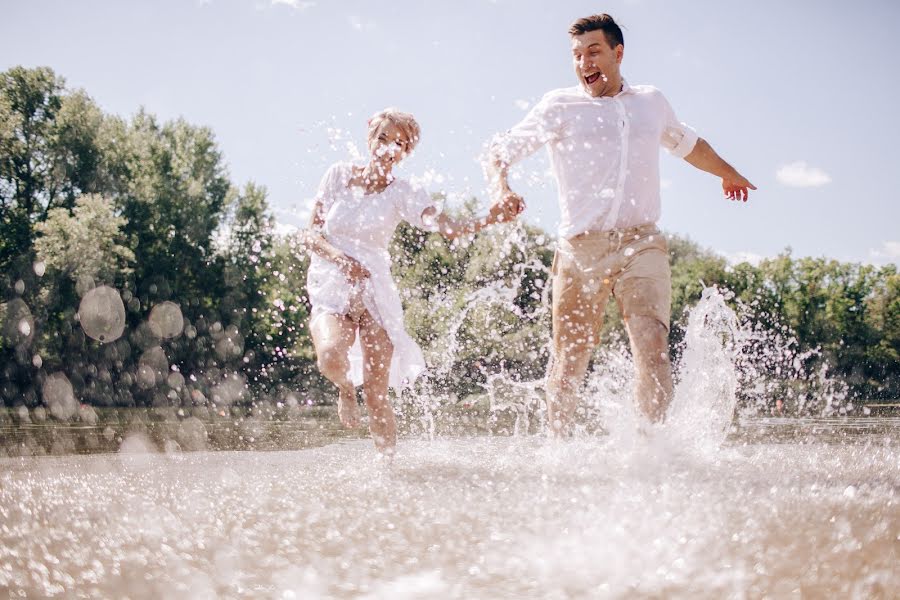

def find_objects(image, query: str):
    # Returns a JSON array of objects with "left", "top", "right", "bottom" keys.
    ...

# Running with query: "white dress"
[{"left": 306, "top": 162, "right": 438, "bottom": 389}]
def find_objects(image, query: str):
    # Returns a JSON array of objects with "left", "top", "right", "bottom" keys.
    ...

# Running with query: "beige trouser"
[{"left": 547, "top": 223, "right": 673, "bottom": 430}]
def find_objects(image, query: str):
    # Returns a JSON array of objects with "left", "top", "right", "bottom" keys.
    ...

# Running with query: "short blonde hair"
[{"left": 367, "top": 108, "right": 421, "bottom": 153}]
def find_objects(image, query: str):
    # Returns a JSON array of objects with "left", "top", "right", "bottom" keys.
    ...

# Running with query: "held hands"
[
  {"left": 337, "top": 255, "right": 370, "bottom": 284},
  {"left": 489, "top": 190, "right": 526, "bottom": 224},
  {"left": 722, "top": 172, "right": 757, "bottom": 202}
]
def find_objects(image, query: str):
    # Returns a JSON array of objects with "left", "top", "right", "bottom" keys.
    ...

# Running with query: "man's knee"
[
  {"left": 549, "top": 342, "right": 593, "bottom": 388},
  {"left": 627, "top": 315, "right": 671, "bottom": 367}
]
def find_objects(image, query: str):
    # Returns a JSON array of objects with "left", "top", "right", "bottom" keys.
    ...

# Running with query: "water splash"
[{"left": 668, "top": 287, "right": 743, "bottom": 450}]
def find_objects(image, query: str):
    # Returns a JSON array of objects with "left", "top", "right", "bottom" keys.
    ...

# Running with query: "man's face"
[{"left": 571, "top": 30, "right": 623, "bottom": 97}]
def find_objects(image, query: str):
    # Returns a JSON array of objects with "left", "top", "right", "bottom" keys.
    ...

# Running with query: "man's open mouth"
[{"left": 584, "top": 72, "right": 602, "bottom": 85}]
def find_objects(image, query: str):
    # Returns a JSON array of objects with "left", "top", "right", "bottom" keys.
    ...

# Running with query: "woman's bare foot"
[{"left": 337, "top": 386, "right": 360, "bottom": 428}]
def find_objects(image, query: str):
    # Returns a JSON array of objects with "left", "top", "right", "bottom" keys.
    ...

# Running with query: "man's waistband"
[{"left": 569, "top": 222, "right": 659, "bottom": 241}]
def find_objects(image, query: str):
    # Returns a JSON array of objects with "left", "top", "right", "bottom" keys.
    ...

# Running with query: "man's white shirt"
[{"left": 490, "top": 81, "right": 698, "bottom": 239}]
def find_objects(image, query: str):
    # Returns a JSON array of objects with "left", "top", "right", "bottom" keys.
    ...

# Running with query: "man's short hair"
[{"left": 568, "top": 14, "right": 624, "bottom": 49}]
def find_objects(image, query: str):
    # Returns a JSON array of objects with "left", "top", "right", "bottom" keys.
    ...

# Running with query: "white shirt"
[{"left": 490, "top": 81, "right": 698, "bottom": 239}]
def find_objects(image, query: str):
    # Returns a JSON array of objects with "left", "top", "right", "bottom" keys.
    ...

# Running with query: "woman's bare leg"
[
  {"left": 359, "top": 311, "right": 396, "bottom": 453},
  {"left": 310, "top": 313, "right": 360, "bottom": 427}
]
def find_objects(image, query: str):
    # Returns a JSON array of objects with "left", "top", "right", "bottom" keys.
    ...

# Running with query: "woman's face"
[{"left": 369, "top": 120, "right": 413, "bottom": 169}]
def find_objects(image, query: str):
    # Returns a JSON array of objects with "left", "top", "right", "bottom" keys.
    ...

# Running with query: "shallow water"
[{"left": 1, "top": 434, "right": 897, "bottom": 599}]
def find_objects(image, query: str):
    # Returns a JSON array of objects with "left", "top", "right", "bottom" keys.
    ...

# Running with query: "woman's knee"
[{"left": 317, "top": 347, "right": 349, "bottom": 380}]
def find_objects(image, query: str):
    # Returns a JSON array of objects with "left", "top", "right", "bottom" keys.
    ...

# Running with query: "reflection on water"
[{"left": 1, "top": 432, "right": 898, "bottom": 598}]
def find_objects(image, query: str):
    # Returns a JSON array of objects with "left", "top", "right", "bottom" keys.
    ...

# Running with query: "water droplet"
[
  {"left": 14, "top": 280, "right": 25, "bottom": 294},
  {"left": 79, "top": 286, "right": 126, "bottom": 343},
  {"left": 119, "top": 432, "right": 156, "bottom": 455},
  {"left": 148, "top": 302, "right": 184, "bottom": 339},
  {"left": 75, "top": 276, "right": 95, "bottom": 297},
  {"left": 167, "top": 372, "right": 185, "bottom": 390},
  {"left": 32, "top": 354, "right": 42, "bottom": 368},
  {"left": 624, "top": 247, "right": 635, "bottom": 257},
  {"left": 138, "top": 346, "right": 168, "bottom": 389},
  {"left": 2, "top": 298, "right": 33, "bottom": 345},
  {"left": 211, "top": 372, "right": 247, "bottom": 406},
  {"left": 42, "top": 372, "right": 77, "bottom": 420},
  {"left": 33, "top": 261, "right": 46, "bottom": 277}
]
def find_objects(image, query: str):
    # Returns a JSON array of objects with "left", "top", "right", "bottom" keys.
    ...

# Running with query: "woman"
[{"left": 303, "top": 108, "right": 516, "bottom": 453}]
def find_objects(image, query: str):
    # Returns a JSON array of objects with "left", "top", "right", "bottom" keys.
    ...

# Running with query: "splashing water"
[
  {"left": 668, "top": 286, "right": 743, "bottom": 450},
  {"left": 403, "top": 223, "right": 855, "bottom": 450},
  {"left": 1, "top": 230, "right": 894, "bottom": 598},
  {"left": 406, "top": 223, "right": 553, "bottom": 437}
]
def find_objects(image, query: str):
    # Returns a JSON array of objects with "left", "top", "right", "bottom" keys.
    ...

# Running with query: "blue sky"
[{"left": 3, "top": 0, "right": 899, "bottom": 265}]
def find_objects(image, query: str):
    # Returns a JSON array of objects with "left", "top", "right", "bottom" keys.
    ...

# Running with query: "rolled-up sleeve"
[
  {"left": 489, "top": 94, "right": 562, "bottom": 166},
  {"left": 314, "top": 163, "right": 343, "bottom": 214},
  {"left": 659, "top": 93, "right": 698, "bottom": 158}
]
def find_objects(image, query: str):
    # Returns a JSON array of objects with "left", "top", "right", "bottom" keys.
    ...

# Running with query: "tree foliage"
[{"left": 1, "top": 66, "right": 898, "bottom": 417}]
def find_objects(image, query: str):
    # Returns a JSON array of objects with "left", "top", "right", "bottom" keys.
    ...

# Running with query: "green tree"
[
  {"left": 0, "top": 67, "right": 106, "bottom": 276},
  {"left": 34, "top": 193, "right": 134, "bottom": 285}
]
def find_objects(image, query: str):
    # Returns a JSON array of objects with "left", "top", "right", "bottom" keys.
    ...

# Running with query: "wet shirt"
[{"left": 490, "top": 82, "right": 698, "bottom": 239}]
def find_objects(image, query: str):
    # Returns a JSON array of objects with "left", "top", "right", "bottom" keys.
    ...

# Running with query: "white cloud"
[
  {"left": 271, "top": 0, "right": 316, "bottom": 10},
  {"left": 776, "top": 161, "right": 832, "bottom": 188},
  {"left": 869, "top": 241, "right": 900, "bottom": 265}
]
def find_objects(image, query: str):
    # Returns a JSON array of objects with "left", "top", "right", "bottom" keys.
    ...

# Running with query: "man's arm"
[
  {"left": 485, "top": 95, "right": 560, "bottom": 216},
  {"left": 684, "top": 138, "right": 757, "bottom": 202},
  {"left": 486, "top": 156, "right": 526, "bottom": 215}
]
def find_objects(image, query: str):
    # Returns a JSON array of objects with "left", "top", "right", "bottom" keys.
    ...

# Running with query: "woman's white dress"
[{"left": 306, "top": 162, "right": 438, "bottom": 388}]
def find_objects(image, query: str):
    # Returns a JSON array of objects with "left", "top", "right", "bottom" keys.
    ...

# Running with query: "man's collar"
[{"left": 579, "top": 77, "right": 634, "bottom": 100}]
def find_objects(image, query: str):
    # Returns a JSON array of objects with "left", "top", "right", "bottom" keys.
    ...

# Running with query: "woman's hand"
[
  {"left": 488, "top": 192, "right": 525, "bottom": 224},
  {"left": 337, "top": 255, "right": 371, "bottom": 284}
]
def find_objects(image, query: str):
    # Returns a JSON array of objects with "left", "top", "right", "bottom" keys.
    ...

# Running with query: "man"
[{"left": 487, "top": 13, "right": 755, "bottom": 434}]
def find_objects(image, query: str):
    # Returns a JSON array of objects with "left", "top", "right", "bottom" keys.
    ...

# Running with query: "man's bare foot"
[
  {"left": 373, "top": 440, "right": 396, "bottom": 461},
  {"left": 546, "top": 398, "right": 575, "bottom": 438},
  {"left": 337, "top": 386, "right": 360, "bottom": 428}
]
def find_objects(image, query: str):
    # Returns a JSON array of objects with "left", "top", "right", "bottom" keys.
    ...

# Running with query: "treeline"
[
  {"left": 0, "top": 66, "right": 317, "bottom": 412},
  {"left": 1, "top": 67, "right": 898, "bottom": 417}
]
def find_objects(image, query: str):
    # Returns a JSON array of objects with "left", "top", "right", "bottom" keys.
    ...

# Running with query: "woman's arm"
[
  {"left": 300, "top": 200, "right": 370, "bottom": 283},
  {"left": 426, "top": 199, "right": 518, "bottom": 241}
]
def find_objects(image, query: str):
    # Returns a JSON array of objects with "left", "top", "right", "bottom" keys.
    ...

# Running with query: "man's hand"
[
  {"left": 338, "top": 255, "right": 370, "bottom": 284},
  {"left": 722, "top": 173, "right": 757, "bottom": 202},
  {"left": 684, "top": 138, "right": 757, "bottom": 202},
  {"left": 489, "top": 191, "right": 525, "bottom": 223}
]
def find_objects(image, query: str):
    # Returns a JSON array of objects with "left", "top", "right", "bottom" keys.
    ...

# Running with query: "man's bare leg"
[
  {"left": 359, "top": 311, "right": 396, "bottom": 453},
  {"left": 547, "top": 301, "right": 600, "bottom": 436},
  {"left": 625, "top": 315, "right": 673, "bottom": 423},
  {"left": 310, "top": 313, "right": 360, "bottom": 427},
  {"left": 547, "top": 344, "right": 594, "bottom": 436}
]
